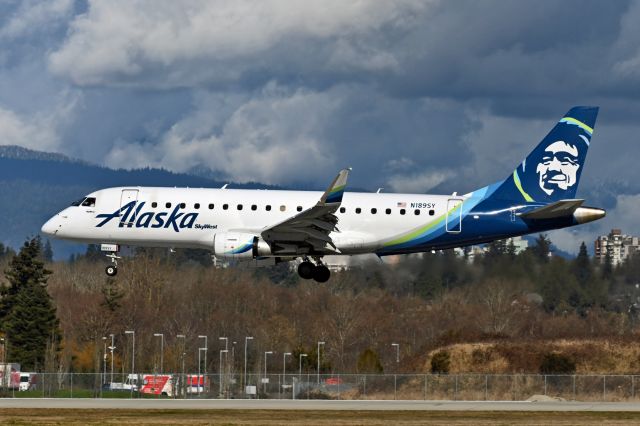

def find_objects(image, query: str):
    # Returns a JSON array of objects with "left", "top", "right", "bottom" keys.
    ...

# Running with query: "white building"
[{"left": 595, "top": 229, "right": 640, "bottom": 265}]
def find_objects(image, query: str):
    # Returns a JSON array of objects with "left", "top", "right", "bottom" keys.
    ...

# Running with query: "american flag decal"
[{"left": 397, "top": 202, "right": 406, "bottom": 208}]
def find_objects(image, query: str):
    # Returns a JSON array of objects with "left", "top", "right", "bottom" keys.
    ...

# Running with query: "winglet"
[{"left": 320, "top": 168, "right": 351, "bottom": 205}]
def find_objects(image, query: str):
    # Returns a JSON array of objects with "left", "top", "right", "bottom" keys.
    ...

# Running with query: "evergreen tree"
[
  {"left": 506, "top": 239, "right": 517, "bottom": 259},
  {"left": 42, "top": 240, "right": 53, "bottom": 262},
  {"left": 101, "top": 278, "right": 124, "bottom": 312},
  {"left": 1, "top": 238, "right": 59, "bottom": 369},
  {"left": 573, "top": 242, "right": 592, "bottom": 286},
  {"left": 4, "top": 279, "right": 60, "bottom": 370},
  {"left": 602, "top": 250, "right": 614, "bottom": 280},
  {"left": 0, "top": 239, "right": 51, "bottom": 325},
  {"left": 531, "top": 234, "right": 552, "bottom": 263},
  {"left": 85, "top": 244, "right": 102, "bottom": 262}
]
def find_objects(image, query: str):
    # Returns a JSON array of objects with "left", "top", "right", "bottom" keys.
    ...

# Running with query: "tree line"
[{"left": 0, "top": 235, "right": 638, "bottom": 376}]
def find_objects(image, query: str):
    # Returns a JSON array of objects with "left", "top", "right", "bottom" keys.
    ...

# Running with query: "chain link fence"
[{"left": 1, "top": 373, "right": 639, "bottom": 401}]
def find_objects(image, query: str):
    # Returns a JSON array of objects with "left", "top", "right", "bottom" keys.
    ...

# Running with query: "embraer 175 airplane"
[{"left": 42, "top": 107, "right": 605, "bottom": 282}]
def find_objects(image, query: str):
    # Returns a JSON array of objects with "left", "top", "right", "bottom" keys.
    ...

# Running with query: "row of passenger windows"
[{"left": 148, "top": 202, "right": 435, "bottom": 216}]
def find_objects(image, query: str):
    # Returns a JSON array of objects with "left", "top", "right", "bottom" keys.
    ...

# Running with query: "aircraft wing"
[
  {"left": 260, "top": 168, "right": 351, "bottom": 254},
  {"left": 520, "top": 199, "right": 584, "bottom": 220}
]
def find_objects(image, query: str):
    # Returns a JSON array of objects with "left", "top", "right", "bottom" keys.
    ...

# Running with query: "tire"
[
  {"left": 105, "top": 265, "right": 118, "bottom": 277},
  {"left": 313, "top": 265, "right": 330, "bottom": 283},
  {"left": 297, "top": 261, "right": 315, "bottom": 279}
]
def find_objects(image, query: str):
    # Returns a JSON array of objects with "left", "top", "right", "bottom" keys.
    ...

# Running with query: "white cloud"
[
  {"left": 387, "top": 170, "right": 453, "bottom": 193},
  {"left": 0, "top": 91, "right": 79, "bottom": 152},
  {"left": 0, "top": 0, "right": 74, "bottom": 39},
  {"left": 104, "top": 83, "right": 339, "bottom": 184},
  {"left": 48, "top": 0, "right": 426, "bottom": 87}
]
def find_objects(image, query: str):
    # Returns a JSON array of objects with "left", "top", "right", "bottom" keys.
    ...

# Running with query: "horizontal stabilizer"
[{"left": 520, "top": 199, "right": 584, "bottom": 220}]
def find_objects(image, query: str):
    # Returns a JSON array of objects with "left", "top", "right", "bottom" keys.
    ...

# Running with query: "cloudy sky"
[{"left": 1, "top": 0, "right": 640, "bottom": 253}]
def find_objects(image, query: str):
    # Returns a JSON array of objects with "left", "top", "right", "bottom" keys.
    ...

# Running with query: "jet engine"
[{"left": 213, "top": 232, "right": 272, "bottom": 259}]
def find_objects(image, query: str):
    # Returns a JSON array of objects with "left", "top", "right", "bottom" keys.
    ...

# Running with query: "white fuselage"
[{"left": 41, "top": 186, "right": 463, "bottom": 255}]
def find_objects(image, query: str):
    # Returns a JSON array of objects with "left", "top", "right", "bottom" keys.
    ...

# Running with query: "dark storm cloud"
[{"left": 0, "top": 0, "right": 639, "bottom": 252}]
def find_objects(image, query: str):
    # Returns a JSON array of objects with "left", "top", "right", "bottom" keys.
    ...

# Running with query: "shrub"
[
  {"left": 430, "top": 350, "right": 451, "bottom": 374},
  {"left": 357, "top": 348, "right": 384, "bottom": 374},
  {"left": 539, "top": 352, "right": 576, "bottom": 374}
]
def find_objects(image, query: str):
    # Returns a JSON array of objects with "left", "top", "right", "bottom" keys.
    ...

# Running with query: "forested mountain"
[{"left": 0, "top": 145, "right": 274, "bottom": 257}]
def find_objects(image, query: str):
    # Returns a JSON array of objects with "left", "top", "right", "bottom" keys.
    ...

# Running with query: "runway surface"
[{"left": 1, "top": 398, "right": 640, "bottom": 411}]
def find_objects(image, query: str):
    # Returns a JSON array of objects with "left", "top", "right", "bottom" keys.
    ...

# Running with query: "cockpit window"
[
  {"left": 81, "top": 197, "right": 96, "bottom": 207},
  {"left": 70, "top": 197, "right": 86, "bottom": 206}
]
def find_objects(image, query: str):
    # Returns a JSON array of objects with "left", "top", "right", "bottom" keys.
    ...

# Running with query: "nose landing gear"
[
  {"left": 105, "top": 252, "right": 120, "bottom": 277},
  {"left": 297, "top": 258, "right": 331, "bottom": 283},
  {"left": 102, "top": 244, "right": 121, "bottom": 277}
]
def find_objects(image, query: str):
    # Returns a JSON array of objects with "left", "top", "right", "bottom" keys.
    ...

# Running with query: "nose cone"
[{"left": 41, "top": 216, "right": 60, "bottom": 236}]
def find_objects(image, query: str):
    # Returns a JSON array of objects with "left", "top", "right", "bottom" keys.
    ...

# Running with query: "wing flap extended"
[
  {"left": 520, "top": 199, "right": 584, "bottom": 220},
  {"left": 261, "top": 168, "right": 351, "bottom": 254}
]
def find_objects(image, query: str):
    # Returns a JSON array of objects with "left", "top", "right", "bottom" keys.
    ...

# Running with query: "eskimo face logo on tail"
[
  {"left": 95, "top": 201, "right": 198, "bottom": 232},
  {"left": 535, "top": 140, "right": 580, "bottom": 196}
]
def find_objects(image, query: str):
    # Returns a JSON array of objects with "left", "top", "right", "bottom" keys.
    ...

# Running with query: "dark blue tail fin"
[{"left": 489, "top": 106, "right": 598, "bottom": 203}]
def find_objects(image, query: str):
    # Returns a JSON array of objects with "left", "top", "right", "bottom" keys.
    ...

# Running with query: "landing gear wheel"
[
  {"left": 313, "top": 265, "right": 330, "bottom": 283},
  {"left": 298, "top": 261, "right": 315, "bottom": 280},
  {"left": 105, "top": 265, "right": 118, "bottom": 277}
]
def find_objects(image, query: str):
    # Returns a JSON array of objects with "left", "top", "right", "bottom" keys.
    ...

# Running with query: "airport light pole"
[
  {"left": 102, "top": 337, "right": 107, "bottom": 384},
  {"left": 391, "top": 343, "right": 400, "bottom": 367},
  {"left": 109, "top": 334, "right": 115, "bottom": 385},
  {"left": 299, "top": 353, "right": 307, "bottom": 377},
  {"left": 283, "top": 352, "right": 291, "bottom": 398},
  {"left": 125, "top": 330, "right": 135, "bottom": 397},
  {"left": 244, "top": 336, "right": 253, "bottom": 393},
  {"left": 219, "top": 349, "right": 228, "bottom": 397},
  {"left": 264, "top": 351, "right": 273, "bottom": 394},
  {"left": 198, "top": 335, "right": 208, "bottom": 378},
  {"left": 177, "top": 334, "right": 186, "bottom": 396},
  {"left": 198, "top": 347, "right": 205, "bottom": 396},
  {"left": 317, "top": 341, "right": 325, "bottom": 384},
  {"left": 219, "top": 337, "right": 228, "bottom": 389},
  {"left": 0, "top": 337, "right": 5, "bottom": 391},
  {"left": 154, "top": 333, "right": 164, "bottom": 374}
]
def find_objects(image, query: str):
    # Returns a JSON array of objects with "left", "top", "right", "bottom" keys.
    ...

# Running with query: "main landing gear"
[{"left": 297, "top": 258, "right": 330, "bottom": 283}]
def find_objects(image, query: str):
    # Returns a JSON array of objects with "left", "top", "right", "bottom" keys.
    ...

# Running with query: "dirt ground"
[{"left": 1, "top": 409, "right": 640, "bottom": 425}]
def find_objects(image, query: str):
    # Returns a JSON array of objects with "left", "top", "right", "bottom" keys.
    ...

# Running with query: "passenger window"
[
  {"left": 223, "top": 204, "right": 229, "bottom": 210},
  {"left": 180, "top": 203, "right": 186, "bottom": 209},
  {"left": 340, "top": 207, "right": 346, "bottom": 213},
  {"left": 297, "top": 206, "right": 303, "bottom": 212},
  {"left": 237, "top": 204, "right": 243, "bottom": 210},
  {"left": 385, "top": 208, "right": 391, "bottom": 215},
  {"left": 209, "top": 204, "right": 214, "bottom": 210},
  {"left": 81, "top": 197, "right": 96, "bottom": 207},
  {"left": 194, "top": 203, "right": 200, "bottom": 209},
  {"left": 355, "top": 208, "right": 361, "bottom": 214},
  {"left": 371, "top": 208, "right": 377, "bottom": 214},
  {"left": 414, "top": 209, "right": 420, "bottom": 215},
  {"left": 266, "top": 205, "right": 272, "bottom": 211},
  {"left": 280, "top": 205, "right": 286, "bottom": 212},
  {"left": 400, "top": 209, "right": 406, "bottom": 215},
  {"left": 166, "top": 203, "right": 172, "bottom": 208},
  {"left": 429, "top": 209, "right": 435, "bottom": 216},
  {"left": 152, "top": 202, "right": 158, "bottom": 208},
  {"left": 251, "top": 205, "right": 257, "bottom": 211}
]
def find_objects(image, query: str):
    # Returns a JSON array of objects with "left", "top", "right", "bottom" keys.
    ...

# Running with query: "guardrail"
[{"left": 2, "top": 373, "right": 639, "bottom": 401}]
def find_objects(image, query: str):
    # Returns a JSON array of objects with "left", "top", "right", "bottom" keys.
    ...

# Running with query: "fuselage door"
[
  {"left": 120, "top": 189, "right": 139, "bottom": 226},
  {"left": 446, "top": 198, "right": 463, "bottom": 233}
]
